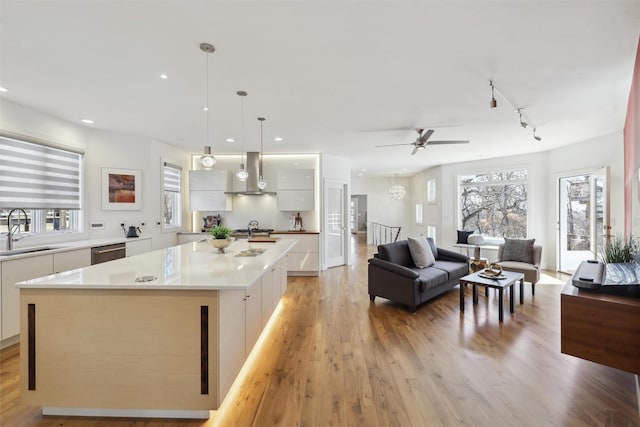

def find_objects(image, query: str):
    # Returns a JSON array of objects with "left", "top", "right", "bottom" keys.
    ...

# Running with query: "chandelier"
[{"left": 388, "top": 183, "right": 406, "bottom": 200}]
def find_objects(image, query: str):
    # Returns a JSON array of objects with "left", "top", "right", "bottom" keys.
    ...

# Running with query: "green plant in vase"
[
  {"left": 209, "top": 226, "right": 233, "bottom": 253},
  {"left": 598, "top": 235, "right": 639, "bottom": 263},
  {"left": 210, "top": 226, "right": 233, "bottom": 240}
]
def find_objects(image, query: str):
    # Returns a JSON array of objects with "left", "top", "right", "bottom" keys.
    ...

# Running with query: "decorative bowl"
[{"left": 209, "top": 237, "right": 232, "bottom": 253}]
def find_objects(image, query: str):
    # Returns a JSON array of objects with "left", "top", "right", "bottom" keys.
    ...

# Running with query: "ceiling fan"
[{"left": 377, "top": 128, "right": 470, "bottom": 155}]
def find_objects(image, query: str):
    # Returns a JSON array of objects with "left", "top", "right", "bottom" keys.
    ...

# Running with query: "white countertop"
[
  {"left": 16, "top": 238, "right": 295, "bottom": 291},
  {"left": 0, "top": 237, "right": 152, "bottom": 261}
]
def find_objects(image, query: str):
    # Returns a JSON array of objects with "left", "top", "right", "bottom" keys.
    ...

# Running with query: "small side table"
[{"left": 469, "top": 257, "right": 488, "bottom": 273}]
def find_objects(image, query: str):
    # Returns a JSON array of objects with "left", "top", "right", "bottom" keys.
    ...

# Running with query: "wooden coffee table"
[{"left": 459, "top": 270, "right": 525, "bottom": 321}]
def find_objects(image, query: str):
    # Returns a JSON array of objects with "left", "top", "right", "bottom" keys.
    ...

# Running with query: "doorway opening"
[{"left": 350, "top": 195, "right": 367, "bottom": 234}]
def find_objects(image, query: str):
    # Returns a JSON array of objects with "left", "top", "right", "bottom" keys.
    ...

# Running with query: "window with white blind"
[
  {"left": 162, "top": 161, "right": 182, "bottom": 230},
  {"left": 0, "top": 132, "right": 84, "bottom": 236}
]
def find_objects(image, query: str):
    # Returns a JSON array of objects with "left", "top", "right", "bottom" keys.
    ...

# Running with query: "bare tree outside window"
[{"left": 459, "top": 169, "right": 528, "bottom": 238}]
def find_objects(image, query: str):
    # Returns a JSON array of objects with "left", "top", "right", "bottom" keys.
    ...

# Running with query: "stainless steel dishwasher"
[{"left": 91, "top": 243, "right": 126, "bottom": 265}]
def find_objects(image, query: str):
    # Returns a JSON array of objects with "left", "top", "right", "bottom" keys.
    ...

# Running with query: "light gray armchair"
[{"left": 495, "top": 243, "right": 542, "bottom": 295}]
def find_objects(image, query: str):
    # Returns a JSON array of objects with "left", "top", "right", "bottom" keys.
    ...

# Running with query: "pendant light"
[
  {"left": 235, "top": 91, "right": 249, "bottom": 181},
  {"left": 388, "top": 173, "right": 406, "bottom": 200},
  {"left": 199, "top": 42, "right": 216, "bottom": 169},
  {"left": 257, "top": 117, "right": 267, "bottom": 190}
]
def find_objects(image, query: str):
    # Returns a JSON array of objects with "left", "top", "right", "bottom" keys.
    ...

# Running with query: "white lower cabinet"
[
  {"left": 177, "top": 233, "right": 208, "bottom": 244},
  {"left": 270, "top": 234, "right": 319, "bottom": 276},
  {"left": 126, "top": 238, "right": 152, "bottom": 257},
  {"left": 1, "top": 254, "right": 53, "bottom": 340},
  {"left": 245, "top": 280, "right": 262, "bottom": 356},
  {"left": 53, "top": 248, "right": 91, "bottom": 273}
]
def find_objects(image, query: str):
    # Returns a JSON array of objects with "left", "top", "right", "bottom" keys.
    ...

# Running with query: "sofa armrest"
[
  {"left": 368, "top": 257, "right": 419, "bottom": 279},
  {"left": 436, "top": 248, "right": 469, "bottom": 263}
]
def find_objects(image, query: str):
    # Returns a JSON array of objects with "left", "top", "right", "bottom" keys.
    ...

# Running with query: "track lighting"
[
  {"left": 533, "top": 128, "right": 542, "bottom": 141},
  {"left": 489, "top": 80, "right": 497, "bottom": 109},
  {"left": 489, "top": 80, "right": 543, "bottom": 141}
]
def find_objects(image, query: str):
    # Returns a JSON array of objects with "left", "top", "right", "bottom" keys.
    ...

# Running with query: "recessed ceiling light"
[
  {"left": 274, "top": 137, "right": 283, "bottom": 142},
  {"left": 225, "top": 138, "right": 235, "bottom": 143},
  {"left": 81, "top": 119, "right": 94, "bottom": 124},
  {"left": 160, "top": 74, "right": 168, "bottom": 79},
  {"left": 361, "top": 168, "right": 367, "bottom": 172},
  {"left": 0, "top": 87, "right": 7, "bottom": 93},
  {"left": 358, "top": 173, "right": 363, "bottom": 176}
]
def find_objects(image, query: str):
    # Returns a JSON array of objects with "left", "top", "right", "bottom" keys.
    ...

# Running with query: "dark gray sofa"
[{"left": 368, "top": 237, "right": 469, "bottom": 312}]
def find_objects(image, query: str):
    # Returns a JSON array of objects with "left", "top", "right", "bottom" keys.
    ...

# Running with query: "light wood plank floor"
[{"left": 1, "top": 235, "right": 638, "bottom": 426}]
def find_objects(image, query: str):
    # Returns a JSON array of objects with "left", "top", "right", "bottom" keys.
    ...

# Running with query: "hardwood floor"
[{"left": 1, "top": 235, "right": 638, "bottom": 426}]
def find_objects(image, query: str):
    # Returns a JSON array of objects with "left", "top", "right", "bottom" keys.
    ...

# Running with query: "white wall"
[
  {"left": 1, "top": 99, "right": 191, "bottom": 250},
  {"left": 351, "top": 175, "right": 411, "bottom": 244}
]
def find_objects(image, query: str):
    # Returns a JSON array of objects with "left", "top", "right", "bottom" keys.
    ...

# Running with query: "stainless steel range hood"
[{"left": 225, "top": 151, "right": 276, "bottom": 195}]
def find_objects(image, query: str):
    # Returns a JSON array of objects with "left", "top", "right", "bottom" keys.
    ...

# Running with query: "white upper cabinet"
[
  {"left": 277, "top": 169, "right": 314, "bottom": 190},
  {"left": 277, "top": 169, "right": 315, "bottom": 211},
  {"left": 189, "top": 170, "right": 232, "bottom": 211}
]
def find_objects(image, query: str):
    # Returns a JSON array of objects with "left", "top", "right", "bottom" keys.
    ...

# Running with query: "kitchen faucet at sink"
[{"left": 6, "top": 208, "right": 28, "bottom": 251}]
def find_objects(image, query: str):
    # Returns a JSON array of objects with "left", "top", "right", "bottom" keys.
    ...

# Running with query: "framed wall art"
[{"left": 101, "top": 168, "right": 142, "bottom": 210}]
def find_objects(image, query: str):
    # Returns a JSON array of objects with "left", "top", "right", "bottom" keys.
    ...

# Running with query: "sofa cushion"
[
  {"left": 407, "top": 236, "right": 436, "bottom": 268},
  {"left": 426, "top": 237, "right": 438, "bottom": 260},
  {"left": 377, "top": 240, "right": 414, "bottom": 267},
  {"left": 457, "top": 230, "right": 474, "bottom": 244},
  {"left": 502, "top": 238, "right": 535, "bottom": 264},
  {"left": 413, "top": 267, "right": 448, "bottom": 290},
  {"left": 433, "top": 260, "right": 469, "bottom": 280}
]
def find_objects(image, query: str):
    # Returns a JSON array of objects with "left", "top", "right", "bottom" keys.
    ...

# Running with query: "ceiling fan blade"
[
  {"left": 376, "top": 143, "right": 412, "bottom": 147},
  {"left": 426, "top": 140, "right": 470, "bottom": 145},
  {"left": 417, "top": 129, "right": 435, "bottom": 143},
  {"left": 411, "top": 146, "right": 420, "bottom": 155}
]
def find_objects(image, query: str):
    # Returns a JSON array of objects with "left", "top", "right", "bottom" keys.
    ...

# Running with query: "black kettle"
[{"left": 126, "top": 226, "right": 140, "bottom": 238}]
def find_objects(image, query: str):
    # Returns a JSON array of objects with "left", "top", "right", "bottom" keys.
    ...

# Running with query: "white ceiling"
[{"left": 1, "top": 1, "right": 639, "bottom": 177}]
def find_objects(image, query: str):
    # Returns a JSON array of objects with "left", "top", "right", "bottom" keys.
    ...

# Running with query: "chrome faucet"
[
  {"left": 7, "top": 208, "right": 28, "bottom": 251},
  {"left": 247, "top": 220, "right": 259, "bottom": 240}
]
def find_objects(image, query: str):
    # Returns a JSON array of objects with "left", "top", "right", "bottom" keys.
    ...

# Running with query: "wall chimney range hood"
[{"left": 225, "top": 152, "right": 276, "bottom": 195}]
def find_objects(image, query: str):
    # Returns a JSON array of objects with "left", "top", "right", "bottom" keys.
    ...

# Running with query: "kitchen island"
[{"left": 16, "top": 238, "right": 295, "bottom": 419}]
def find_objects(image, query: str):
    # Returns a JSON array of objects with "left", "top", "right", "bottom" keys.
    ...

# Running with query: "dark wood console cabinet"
[{"left": 561, "top": 283, "right": 640, "bottom": 375}]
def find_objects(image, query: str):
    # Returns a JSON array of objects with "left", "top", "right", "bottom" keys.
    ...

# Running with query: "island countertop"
[{"left": 16, "top": 238, "right": 295, "bottom": 290}]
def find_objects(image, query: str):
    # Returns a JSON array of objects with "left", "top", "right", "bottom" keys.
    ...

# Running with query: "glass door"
[
  {"left": 325, "top": 180, "right": 348, "bottom": 268},
  {"left": 558, "top": 167, "right": 610, "bottom": 272}
]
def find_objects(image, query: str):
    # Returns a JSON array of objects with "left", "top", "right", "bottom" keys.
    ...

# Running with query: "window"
[
  {"left": 162, "top": 162, "right": 182, "bottom": 230},
  {"left": 415, "top": 203, "right": 423, "bottom": 225},
  {"left": 459, "top": 169, "right": 528, "bottom": 238},
  {"left": 426, "top": 225, "right": 437, "bottom": 242},
  {"left": 0, "top": 133, "right": 84, "bottom": 236},
  {"left": 427, "top": 179, "right": 437, "bottom": 203}
]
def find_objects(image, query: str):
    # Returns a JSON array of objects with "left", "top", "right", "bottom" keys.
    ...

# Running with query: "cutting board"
[{"left": 248, "top": 237, "right": 280, "bottom": 243}]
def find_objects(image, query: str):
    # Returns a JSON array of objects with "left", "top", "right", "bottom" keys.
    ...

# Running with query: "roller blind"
[
  {"left": 163, "top": 162, "right": 182, "bottom": 193},
  {"left": 0, "top": 135, "right": 83, "bottom": 209}
]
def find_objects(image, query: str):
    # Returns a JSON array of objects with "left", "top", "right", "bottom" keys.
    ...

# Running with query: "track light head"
[
  {"left": 517, "top": 109, "right": 528, "bottom": 128},
  {"left": 533, "top": 128, "right": 542, "bottom": 141},
  {"left": 489, "top": 80, "right": 497, "bottom": 109}
]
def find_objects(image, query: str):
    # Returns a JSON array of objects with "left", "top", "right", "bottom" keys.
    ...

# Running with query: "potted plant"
[
  {"left": 209, "top": 226, "right": 234, "bottom": 252},
  {"left": 598, "top": 235, "right": 638, "bottom": 263}
]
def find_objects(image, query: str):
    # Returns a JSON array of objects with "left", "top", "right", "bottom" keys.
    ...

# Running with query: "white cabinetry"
[
  {"left": 53, "top": 248, "right": 91, "bottom": 273},
  {"left": 1, "top": 254, "right": 53, "bottom": 340},
  {"left": 270, "top": 234, "right": 319, "bottom": 276},
  {"left": 177, "top": 233, "right": 209, "bottom": 244},
  {"left": 277, "top": 169, "right": 314, "bottom": 211},
  {"left": 189, "top": 170, "right": 232, "bottom": 211},
  {"left": 126, "top": 238, "right": 152, "bottom": 257}
]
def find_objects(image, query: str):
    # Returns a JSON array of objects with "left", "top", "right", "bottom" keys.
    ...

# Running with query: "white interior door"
[
  {"left": 325, "top": 179, "right": 348, "bottom": 268},
  {"left": 558, "top": 167, "right": 610, "bottom": 272}
]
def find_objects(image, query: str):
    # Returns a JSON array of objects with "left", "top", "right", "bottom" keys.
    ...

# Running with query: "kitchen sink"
[{"left": 0, "top": 246, "right": 62, "bottom": 256}]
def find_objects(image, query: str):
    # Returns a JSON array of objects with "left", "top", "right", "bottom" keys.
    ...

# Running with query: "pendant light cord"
[
  {"left": 259, "top": 118, "right": 264, "bottom": 176},
  {"left": 206, "top": 50, "right": 210, "bottom": 148}
]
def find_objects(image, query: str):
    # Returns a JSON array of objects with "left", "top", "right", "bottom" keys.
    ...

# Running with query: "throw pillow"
[
  {"left": 408, "top": 236, "right": 436, "bottom": 268},
  {"left": 502, "top": 238, "right": 535, "bottom": 264},
  {"left": 457, "top": 230, "right": 474, "bottom": 244}
]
